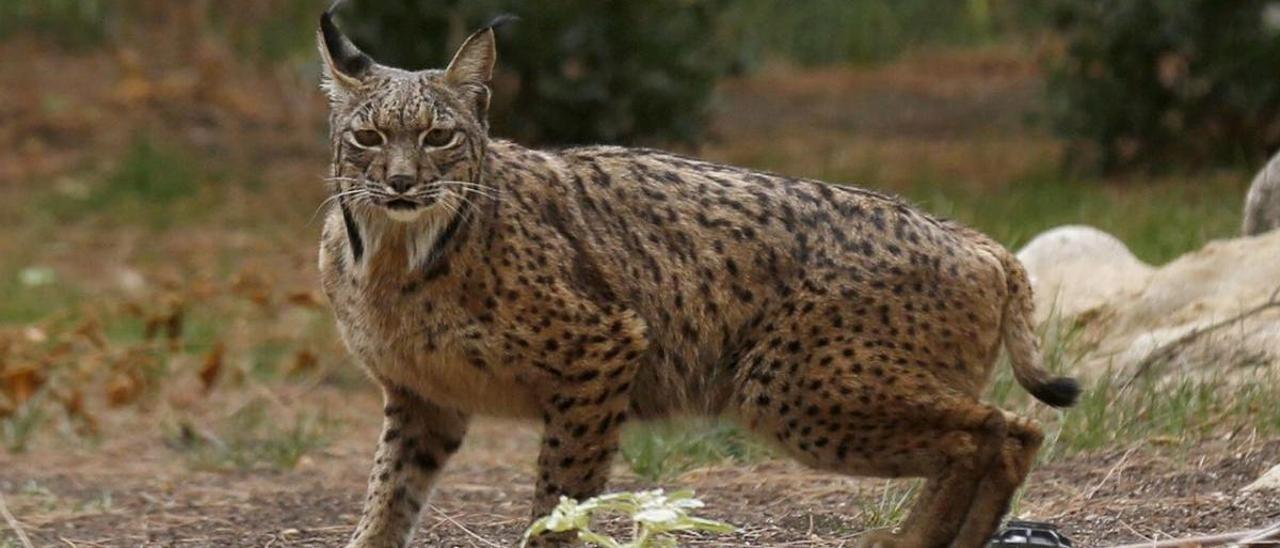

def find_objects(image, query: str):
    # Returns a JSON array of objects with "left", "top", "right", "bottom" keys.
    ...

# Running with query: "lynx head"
[{"left": 319, "top": 8, "right": 498, "bottom": 224}]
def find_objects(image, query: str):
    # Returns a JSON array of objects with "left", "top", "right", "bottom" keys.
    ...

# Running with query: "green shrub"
[
  {"left": 1047, "top": 0, "right": 1280, "bottom": 173},
  {"left": 720, "top": 0, "right": 1049, "bottom": 67},
  {"left": 0, "top": 0, "right": 114, "bottom": 47},
  {"left": 336, "top": 0, "right": 730, "bottom": 146}
]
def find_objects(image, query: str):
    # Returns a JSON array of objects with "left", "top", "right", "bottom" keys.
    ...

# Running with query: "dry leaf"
[
  {"left": 285, "top": 291, "right": 322, "bottom": 309},
  {"left": 164, "top": 302, "right": 185, "bottom": 350},
  {"left": 105, "top": 372, "right": 142, "bottom": 407},
  {"left": 143, "top": 315, "right": 162, "bottom": 341},
  {"left": 3, "top": 364, "right": 42, "bottom": 405},
  {"left": 232, "top": 269, "right": 273, "bottom": 308},
  {"left": 200, "top": 341, "right": 225, "bottom": 393},
  {"left": 289, "top": 349, "right": 318, "bottom": 375},
  {"left": 74, "top": 317, "right": 109, "bottom": 350},
  {"left": 60, "top": 389, "right": 98, "bottom": 435}
]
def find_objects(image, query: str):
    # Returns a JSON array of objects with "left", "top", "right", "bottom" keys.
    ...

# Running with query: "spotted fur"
[{"left": 317, "top": 11, "right": 1079, "bottom": 548}]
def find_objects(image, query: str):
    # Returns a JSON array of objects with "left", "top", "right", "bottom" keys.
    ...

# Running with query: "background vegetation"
[
  {"left": 1047, "top": 0, "right": 1280, "bottom": 172},
  {"left": 0, "top": 1, "right": 1276, "bottom": 544},
  {"left": 339, "top": 0, "right": 1052, "bottom": 145}
]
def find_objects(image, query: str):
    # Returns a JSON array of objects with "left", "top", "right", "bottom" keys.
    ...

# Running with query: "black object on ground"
[{"left": 989, "top": 520, "right": 1073, "bottom": 547}]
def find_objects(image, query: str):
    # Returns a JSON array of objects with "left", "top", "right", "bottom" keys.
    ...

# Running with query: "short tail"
[{"left": 997, "top": 251, "right": 1080, "bottom": 408}]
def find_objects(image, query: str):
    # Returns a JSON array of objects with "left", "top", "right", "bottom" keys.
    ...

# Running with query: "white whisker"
[
  {"left": 308, "top": 188, "right": 369, "bottom": 226},
  {"left": 434, "top": 181, "right": 501, "bottom": 202}
]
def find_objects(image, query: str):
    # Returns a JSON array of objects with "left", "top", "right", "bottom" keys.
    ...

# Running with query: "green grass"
[
  {"left": 2, "top": 391, "right": 49, "bottom": 453},
  {"left": 1043, "top": 367, "right": 1280, "bottom": 458},
  {"left": 40, "top": 134, "right": 209, "bottom": 229},
  {"left": 721, "top": 0, "right": 1050, "bottom": 67},
  {"left": 169, "top": 399, "right": 331, "bottom": 471},
  {"left": 905, "top": 168, "right": 1245, "bottom": 265},
  {"left": 0, "top": 264, "right": 83, "bottom": 325},
  {"left": 621, "top": 420, "right": 774, "bottom": 481},
  {"left": 858, "top": 480, "right": 919, "bottom": 529},
  {"left": 985, "top": 309, "right": 1280, "bottom": 459}
]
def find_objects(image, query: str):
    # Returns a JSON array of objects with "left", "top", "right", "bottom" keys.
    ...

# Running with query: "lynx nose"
[{"left": 387, "top": 175, "right": 415, "bottom": 194}]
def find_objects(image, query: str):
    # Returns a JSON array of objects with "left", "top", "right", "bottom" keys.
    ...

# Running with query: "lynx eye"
[
  {"left": 421, "top": 128, "right": 458, "bottom": 149},
  {"left": 351, "top": 129, "right": 384, "bottom": 148}
]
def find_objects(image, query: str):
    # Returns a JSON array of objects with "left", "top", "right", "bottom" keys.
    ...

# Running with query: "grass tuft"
[
  {"left": 621, "top": 420, "right": 774, "bottom": 481},
  {"left": 857, "top": 480, "right": 919, "bottom": 529},
  {"left": 2, "top": 391, "right": 49, "bottom": 453},
  {"left": 986, "top": 314, "right": 1280, "bottom": 461},
  {"left": 168, "top": 399, "right": 331, "bottom": 471},
  {"left": 42, "top": 135, "right": 205, "bottom": 228}
]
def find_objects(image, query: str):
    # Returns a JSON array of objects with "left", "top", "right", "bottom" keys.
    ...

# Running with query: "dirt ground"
[
  {"left": 3, "top": 20, "right": 1280, "bottom": 547},
  {"left": 3, "top": 394, "right": 1279, "bottom": 547}
]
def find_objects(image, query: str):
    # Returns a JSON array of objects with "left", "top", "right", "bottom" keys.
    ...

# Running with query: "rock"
[
  {"left": 1016, "top": 225, "right": 1153, "bottom": 323},
  {"left": 1243, "top": 464, "right": 1280, "bottom": 492},
  {"left": 1018, "top": 226, "right": 1280, "bottom": 377},
  {"left": 1244, "top": 150, "right": 1280, "bottom": 235}
]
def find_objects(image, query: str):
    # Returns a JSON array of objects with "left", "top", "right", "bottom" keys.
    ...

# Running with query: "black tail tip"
[{"left": 1032, "top": 377, "right": 1081, "bottom": 408}]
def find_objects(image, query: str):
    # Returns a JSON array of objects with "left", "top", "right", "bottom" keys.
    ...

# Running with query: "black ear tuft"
[
  {"left": 483, "top": 14, "right": 520, "bottom": 32},
  {"left": 320, "top": 1, "right": 372, "bottom": 81}
]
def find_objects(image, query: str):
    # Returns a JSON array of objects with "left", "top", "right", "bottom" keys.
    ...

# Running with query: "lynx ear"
[
  {"left": 445, "top": 15, "right": 515, "bottom": 119},
  {"left": 318, "top": 2, "right": 373, "bottom": 94},
  {"left": 444, "top": 27, "right": 498, "bottom": 88}
]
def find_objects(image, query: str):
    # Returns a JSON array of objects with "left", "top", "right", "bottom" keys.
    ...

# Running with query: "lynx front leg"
[
  {"left": 525, "top": 387, "right": 632, "bottom": 546},
  {"left": 347, "top": 385, "right": 470, "bottom": 548}
]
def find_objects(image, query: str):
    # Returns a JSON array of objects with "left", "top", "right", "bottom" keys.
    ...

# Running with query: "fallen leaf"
[
  {"left": 289, "top": 349, "right": 318, "bottom": 375},
  {"left": 105, "top": 372, "right": 142, "bottom": 407},
  {"left": 4, "top": 364, "right": 43, "bottom": 405},
  {"left": 199, "top": 341, "right": 225, "bottom": 393},
  {"left": 285, "top": 291, "right": 322, "bottom": 309}
]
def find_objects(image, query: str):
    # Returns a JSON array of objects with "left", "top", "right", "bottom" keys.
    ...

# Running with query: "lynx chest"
[{"left": 319, "top": 239, "right": 540, "bottom": 418}]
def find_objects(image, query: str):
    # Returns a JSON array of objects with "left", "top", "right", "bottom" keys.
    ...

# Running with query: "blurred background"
[{"left": 2, "top": 1, "right": 1279, "bottom": 545}]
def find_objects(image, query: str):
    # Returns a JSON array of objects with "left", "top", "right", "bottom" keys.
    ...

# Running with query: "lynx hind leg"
[
  {"left": 734, "top": 347, "right": 1008, "bottom": 548},
  {"left": 853, "top": 405, "right": 1005, "bottom": 548},
  {"left": 951, "top": 412, "right": 1044, "bottom": 548}
]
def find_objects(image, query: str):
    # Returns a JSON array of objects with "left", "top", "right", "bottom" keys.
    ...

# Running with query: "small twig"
[
  {"left": 1123, "top": 286, "right": 1280, "bottom": 390},
  {"left": 430, "top": 505, "right": 503, "bottom": 548},
  {"left": 1110, "top": 518, "right": 1280, "bottom": 547},
  {"left": 1083, "top": 447, "right": 1135, "bottom": 501},
  {"left": 1117, "top": 519, "right": 1154, "bottom": 545},
  {"left": 0, "top": 492, "right": 35, "bottom": 548},
  {"left": 1236, "top": 519, "right": 1280, "bottom": 545}
]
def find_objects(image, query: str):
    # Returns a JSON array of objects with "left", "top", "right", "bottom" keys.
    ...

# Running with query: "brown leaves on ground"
[{"left": 0, "top": 271, "right": 333, "bottom": 449}]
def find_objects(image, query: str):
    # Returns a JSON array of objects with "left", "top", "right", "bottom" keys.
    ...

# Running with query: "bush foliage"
[
  {"left": 337, "top": 0, "right": 728, "bottom": 146},
  {"left": 336, "top": 0, "right": 1051, "bottom": 146},
  {"left": 1048, "top": 0, "right": 1280, "bottom": 172}
]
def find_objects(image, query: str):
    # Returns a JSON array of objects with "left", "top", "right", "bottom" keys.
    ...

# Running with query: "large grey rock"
[
  {"left": 1016, "top": 225, "right": 1153, "bottom": 323},
  {"left": 1244, "top": 150, "right": 1280, "bottom": 235},
  {"left": 1018, "top": 226, "right": 1280, "bottom": 378},
  {"left": 1244, "top": 463, "right": 1280, "bottom": 493}
]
